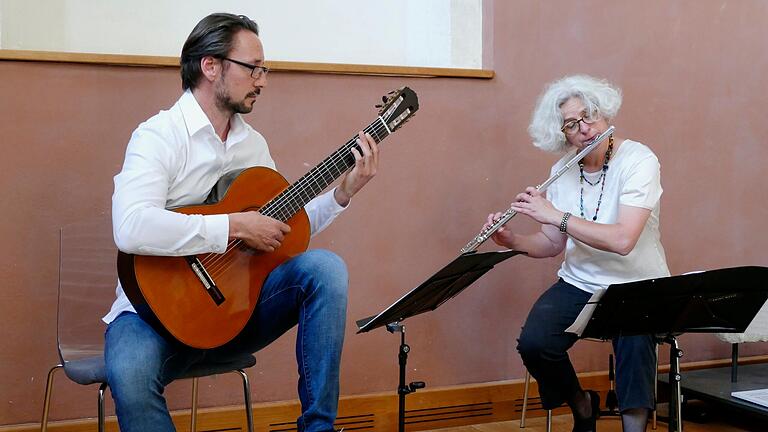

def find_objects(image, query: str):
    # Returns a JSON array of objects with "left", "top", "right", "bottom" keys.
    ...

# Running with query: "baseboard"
[
  {"left": 7, "top": 355, "right": 767, "bottom": 432},
  {"left": 3, "top": 374, "right": 602, "bottom": 432}
]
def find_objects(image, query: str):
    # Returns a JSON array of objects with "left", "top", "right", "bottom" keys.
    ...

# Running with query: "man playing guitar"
[{"left": 104, "top": 13, "right": 379, "bottom": 432}]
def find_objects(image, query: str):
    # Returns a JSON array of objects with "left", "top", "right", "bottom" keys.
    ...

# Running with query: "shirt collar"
[
  {"left": 227, "top": 113, "right": 249, "bottom": 145},
  {"left": 179, "top": 90, "right": 249, "bottom": 146},
  {"left": 179, "top": 90, "right": 212, "bottom": 137}
]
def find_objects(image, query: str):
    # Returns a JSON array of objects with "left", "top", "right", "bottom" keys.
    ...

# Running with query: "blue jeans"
[
  {"left": 517, "top": 279, "right": 656, "bottom": 411},
  {"left": 105, "top": 249, "right": 348, "bottom": 432}
]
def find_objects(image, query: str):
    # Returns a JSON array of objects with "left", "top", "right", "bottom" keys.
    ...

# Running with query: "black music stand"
[
  {"left": 356, "top": 249, "right": 522, "bottom": 432},
  {"left": 578, "top": 266, "right": 768, "bottom": 432}
]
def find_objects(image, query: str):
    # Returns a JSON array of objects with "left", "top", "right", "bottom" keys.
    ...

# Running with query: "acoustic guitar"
[{"left": 118, "top": 87, "right": 419, "bottom": 348}]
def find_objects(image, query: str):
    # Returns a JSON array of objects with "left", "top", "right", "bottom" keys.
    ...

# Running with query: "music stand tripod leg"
[{"left": 387, "top": 322, "right": 425, "bottom": 432}]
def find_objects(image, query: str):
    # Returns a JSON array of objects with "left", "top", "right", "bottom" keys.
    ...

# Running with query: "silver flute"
[{"left": 460, "top": 125, "right": 615, "bottom": 254}]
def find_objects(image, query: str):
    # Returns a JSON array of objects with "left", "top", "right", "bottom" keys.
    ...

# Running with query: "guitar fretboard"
[{"left": 259, "top": 118, "right": 390, "bottom": 222}]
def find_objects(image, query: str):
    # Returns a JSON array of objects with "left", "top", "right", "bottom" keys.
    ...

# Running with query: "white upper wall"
[{"left": 0, "top": 0, "right": 483, "bottom": 69}]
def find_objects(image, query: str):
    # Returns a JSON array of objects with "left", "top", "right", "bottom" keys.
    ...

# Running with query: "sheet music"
[
  {"left": 731, "top": 388, "right": 768, "bottom": 408},
  {"left": 565, "top": 288, "right": 606, "bottom": 336}
]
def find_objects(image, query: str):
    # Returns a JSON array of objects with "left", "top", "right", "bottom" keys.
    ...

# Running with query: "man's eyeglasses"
[
  {"left": 561, "top": 112, "right": 599, "bottom": 135},
  {"left": 222, "top": 57, "right": 270, "bottom": 79}
]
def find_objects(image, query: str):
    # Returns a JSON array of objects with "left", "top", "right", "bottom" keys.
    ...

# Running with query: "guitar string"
[
  {"left": 200, "top": 120, "right": 390, "bottom": 278},
  {"left": 201, "top": 120, "right": 387, "bottom": 273},
  {"left": 204, "top": 120, "right": 389, "bottom": 277},
  {"left": 261, "top": 121, "right": 387, "bottom": 221},
  {"left": 203, "top": 123, "right": 385, "bottom": 278},
  {"left": 205, "top": 119, "right": 394, "bottom": 280}
]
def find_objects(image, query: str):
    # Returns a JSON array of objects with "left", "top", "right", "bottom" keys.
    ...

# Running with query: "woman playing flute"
[{"left": 485, "top": 75, "right": 669, "bottom": 432}]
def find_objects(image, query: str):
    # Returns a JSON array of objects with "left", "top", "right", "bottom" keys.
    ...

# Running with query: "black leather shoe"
[{"left": 573, "top": 390, "right": 600, "bottom": 432}]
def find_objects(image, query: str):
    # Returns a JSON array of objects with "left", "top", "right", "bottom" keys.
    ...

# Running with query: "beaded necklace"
[{"left": 579, "top": 135, "right": 614, "bottom": 221}]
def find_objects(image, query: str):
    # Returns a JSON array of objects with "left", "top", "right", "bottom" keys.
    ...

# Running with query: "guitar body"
[{"left": 118, "top": 166, "right": 311, "bottom": 349}]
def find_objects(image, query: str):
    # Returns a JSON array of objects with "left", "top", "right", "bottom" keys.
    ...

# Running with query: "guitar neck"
[{"left": 260, "top": 117, "right": 391, "bottom": 222}]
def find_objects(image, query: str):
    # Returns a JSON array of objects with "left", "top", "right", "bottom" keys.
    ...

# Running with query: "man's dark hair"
[{"left": 180, "top": 13, "right": 259, "bottom": 90}]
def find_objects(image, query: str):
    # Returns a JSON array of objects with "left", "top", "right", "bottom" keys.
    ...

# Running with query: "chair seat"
[
  {"left": 63, "top": 356, "right": 108, "bottom": 385},
  {"left": 63, "top": 353, "right": 257, "bottom": 386}
]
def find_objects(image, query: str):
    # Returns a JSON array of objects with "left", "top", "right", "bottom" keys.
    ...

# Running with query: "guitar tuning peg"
[
  {"left": 381, "top": 96, "right": 389, "bottom": 103},
  {"left": 375, "top": 104, "right": 383, "bottom": 108}
]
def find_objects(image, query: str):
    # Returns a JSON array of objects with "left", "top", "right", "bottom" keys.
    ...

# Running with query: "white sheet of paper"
[
  {"left": 565, "top": 288, "right": 606, "bottom": 336},
  {"left": 731, "top": 388, "right": 768, "bottom": 408}
]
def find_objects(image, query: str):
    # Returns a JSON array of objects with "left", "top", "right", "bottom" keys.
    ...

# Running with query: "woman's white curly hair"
[{"left": 528, "top": 75, "right": 622, "bottom": 153}]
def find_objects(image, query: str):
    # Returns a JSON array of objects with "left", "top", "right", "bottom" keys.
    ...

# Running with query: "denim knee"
[{"left": 300, "top": 249, "right": 349, "bottom": 299}]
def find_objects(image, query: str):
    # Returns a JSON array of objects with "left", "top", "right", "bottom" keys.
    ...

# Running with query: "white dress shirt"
[{"left": 104, "top": 91, "right": 346, "bottom": 323}]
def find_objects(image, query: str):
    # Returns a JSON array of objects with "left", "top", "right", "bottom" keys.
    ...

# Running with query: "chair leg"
[
  {"left": 520, "top": 370, "right": 530, "bottom": 427},
  {"left": 546, "top": 409, "right": 552, "bottom": 432},
  {"left": 191, "top": 377, "right": 199, "bottom": 432},
  {"left": 521, "top": 370, "right": 551, "bottom": 429},
  {"left": 40, "top": 364, "right": 63, "bottom": 432},
  {"left": 652, "top": 344, "right": 658, "bottom": 430},
  {"left": 189, "top": 370, "right": 253, "bottom": 432},
  {"left": 731, "top": 343, "right": 739, "bottom": 383},
  {"left": 235, "top": 369, "right": 254, "bottom": 432},
  {"left": 98, "top": 382, "right": 107, "bottom": 432}
]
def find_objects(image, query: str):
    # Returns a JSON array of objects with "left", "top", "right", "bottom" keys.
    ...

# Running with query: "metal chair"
[{"left": 40, "top": 216, "right": 256, "bottom": 431}]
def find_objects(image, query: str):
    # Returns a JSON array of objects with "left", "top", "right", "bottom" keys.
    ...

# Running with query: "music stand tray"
[
  {"left": 355, "top": 249, "right": 521, "bottom": 432},
  {"left": 577, "top": 266, "right": 768, "bottom": 432}
]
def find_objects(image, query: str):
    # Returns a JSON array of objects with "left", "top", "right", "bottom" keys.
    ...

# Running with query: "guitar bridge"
[{"left": 185, "top": 256, "right": 225, "bottom": 306}]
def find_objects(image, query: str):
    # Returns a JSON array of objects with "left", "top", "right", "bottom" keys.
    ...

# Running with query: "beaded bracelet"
[{"left": 559, "top": 212, "right": 572, "bottom": 233}]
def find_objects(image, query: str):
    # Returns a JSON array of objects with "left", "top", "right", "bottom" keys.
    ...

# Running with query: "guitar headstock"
[{"left": 377, "top": 87, "right": 419, "bottom": 132}]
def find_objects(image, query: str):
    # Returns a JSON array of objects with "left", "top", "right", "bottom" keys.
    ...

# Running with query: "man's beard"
[{"left": 214, "top": 77, "right": 257, "bottom": 114}]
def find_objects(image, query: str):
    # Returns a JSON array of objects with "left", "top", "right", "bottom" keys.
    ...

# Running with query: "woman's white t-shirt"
[{"left": 547, "top": 139, "right": 670, "bottom": 294}]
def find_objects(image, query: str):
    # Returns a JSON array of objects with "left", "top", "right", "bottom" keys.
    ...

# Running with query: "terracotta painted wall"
[{"left": 2, "top": 0, "right": 767, "bottom": 425}]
